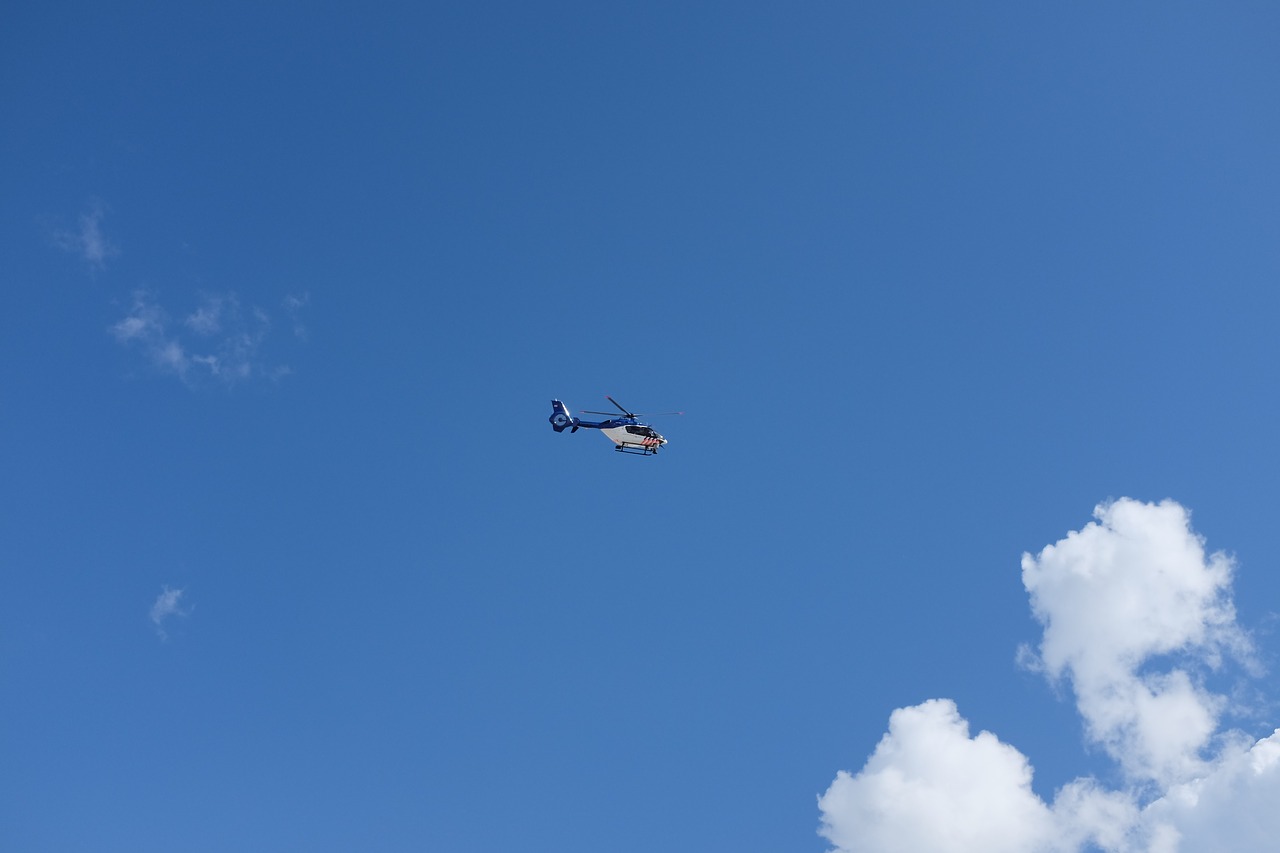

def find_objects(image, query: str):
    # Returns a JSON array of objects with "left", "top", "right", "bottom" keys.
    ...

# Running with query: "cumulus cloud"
[
  {"left": 150, "top": 585, "right": 189, "bottom": 639},
  {"left": 54, "top": 199, "right": 118, "bottom": 270},
  {"left": 1143, "top": 731, "right": 1280, "bottom": 850},
  {"left": 818, "top": 700, "right": 1059, "bottom": 853},
  {"left": 111, "top": 290, "right": 289, "bottom": 385},
  {"left": 818, "top": 699, "right": 1138, "bottom": 853},
  {"left": 818, "top": 498, "right": 1276, "bottom": 853},
  {"left": 1022, "top": 499, "right": 1253, "bottom": 787}
]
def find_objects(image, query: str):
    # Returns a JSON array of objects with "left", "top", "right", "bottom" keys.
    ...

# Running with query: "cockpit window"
[{"left": 625, "top": 425, "right": 655, "bottom": 436}]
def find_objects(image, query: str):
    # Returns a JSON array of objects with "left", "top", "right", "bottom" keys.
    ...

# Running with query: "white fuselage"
[{"left": 601, "top": 424, "right": 666, "bottom": 449}]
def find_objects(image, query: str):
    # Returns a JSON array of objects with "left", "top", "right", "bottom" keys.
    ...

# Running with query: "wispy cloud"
[
  {"left": 283, "top": 292, "right": 310, "bottom": 341},
  {"left": 111, "top": 292, "right": 190, "bottom": 380},
  {"left": 818, "top": 498, "right": 1278, "bottom": 853},
  {"left": 112, "top": 290, "right": 295, "bottom": 386},
  {"left": 185, "top": 294, "right": 226, "bottom": 336},
  {"left": 54, "top": 199, "right": 118, "bottom": 271},
  {"left": 150, "top": 586, "right": 189, "bottom": 640}
]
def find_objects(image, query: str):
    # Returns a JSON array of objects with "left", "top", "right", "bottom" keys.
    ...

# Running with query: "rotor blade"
[
  {"left": 605, "top": 396, "right": 633, "bottom": 416},
  {"left": 581, "top": 408, "right": 684, "bottom": 417},
  {"left": 587, "top": 398, "right": 682, "bottom": 417}
]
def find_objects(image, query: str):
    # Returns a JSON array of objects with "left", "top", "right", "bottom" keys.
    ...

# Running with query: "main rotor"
[{"left": 580, "top": 396, "right": 684, "bottom": 420}]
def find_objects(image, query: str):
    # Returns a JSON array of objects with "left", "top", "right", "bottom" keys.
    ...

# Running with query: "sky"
[{"left": 3, "top": 2, "right": 1280, "bottom": 851}]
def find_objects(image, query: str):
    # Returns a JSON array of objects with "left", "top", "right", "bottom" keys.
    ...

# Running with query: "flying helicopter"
[{"left": 549, "top": 396, "right": 683, "bottom": 455}]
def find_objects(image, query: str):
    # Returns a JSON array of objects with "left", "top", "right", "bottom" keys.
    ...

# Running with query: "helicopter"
[{"left": 549, "top": 396, "right": 682, "bottom": 455}]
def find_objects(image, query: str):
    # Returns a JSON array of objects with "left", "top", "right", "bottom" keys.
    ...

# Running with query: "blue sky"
[{"left": 4, "top": 3, "right": 1280, "bottom": 851}]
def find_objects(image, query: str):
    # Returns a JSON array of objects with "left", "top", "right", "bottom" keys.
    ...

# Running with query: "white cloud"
[
  {"left": 54, "top": 199, "right": 117, "bottom": 270},
  {"left": 185, "top": 294, "right": 226, "bottom": 335},
  {"left": 283, "top": 292, "right": 310, "bottom": 340},
  {"left": 111, "top": 290, "right": 285, "bottom": 386},
  {"left": 1139, "top": 730, "right": 1280, "bottom": 851},
  {"left": 1021, "top": 499, "right": 1252, "bottom": 787},
  {"left": 150, "top": 586, "right": 189, "bottom": 639},
  {"left": 818, "top": 498, "right": 1275, "bottom": 853},
  {"left": 111, "top": 292, "right": 189, "bottom": 379},
  {"left": 818, "top": 700, "right": 1058, "bottom": 853}
]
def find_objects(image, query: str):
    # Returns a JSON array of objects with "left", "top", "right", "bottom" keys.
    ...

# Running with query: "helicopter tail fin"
[{"left": 549, "top": 399, "right": 577, "bottom": 433}]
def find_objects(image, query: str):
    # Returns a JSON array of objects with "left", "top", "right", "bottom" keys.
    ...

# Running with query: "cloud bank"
[{"left": 818, "top": 498, "right": 1279, "bottom": 853}]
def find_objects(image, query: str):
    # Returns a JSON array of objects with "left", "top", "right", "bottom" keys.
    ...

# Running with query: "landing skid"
[{"left": 614, "top": 443, "right": 659, "bottom": 456}]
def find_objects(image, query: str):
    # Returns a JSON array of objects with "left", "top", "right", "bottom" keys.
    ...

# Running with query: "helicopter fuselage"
[{"left": 599, "top": 422, "right": 666, "bottom": 453}]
